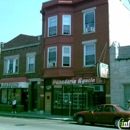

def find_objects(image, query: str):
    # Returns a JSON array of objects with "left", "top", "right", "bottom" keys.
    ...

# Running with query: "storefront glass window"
[
  {"left": 63, "top": 85, "right": 72, "bottom": 109},
  {"left": 83, "top": 85, "right": 94, "bottom": 109},
  {"left": 8, "top": 89, "right": 14, "bottom": 105},
  {"left": 1, "top": 89, "right": 7, "bottom": 104},
  {"left": 1, "top": 88, "right": 22, "bottom": 105},
  {"left": 53, "top": 85, "right": 62, "bottom": 109}
]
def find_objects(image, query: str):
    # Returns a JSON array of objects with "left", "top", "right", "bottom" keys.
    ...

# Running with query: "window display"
[
  {"left": 1, "top": 89, "right": 7, "bottom": 104},
  {"left": 53, "top": 85, "right": 93, "bottom": 110},
  {"left": 0, "top": 88, "right": 22, "bottom": 105}
]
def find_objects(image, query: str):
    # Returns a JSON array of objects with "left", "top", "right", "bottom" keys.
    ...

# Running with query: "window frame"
[
  {"left": 62, "top": 46, "right": 71, "bottom": 67},
  {"left": 47, "top": 46, "right": 57, "bottom": 68},
  {"left": 62, "top": 15, "right": 71, "bottom": 35},
  {"left": 82, "top": 39, "right": 97, "bottom": 67},
  {"left": 82, "top": 7, "right": 96, "bottom": 34},
  {"left": 48, "top": 15, "right": 57, "bottom": 37},
  {"left": 26, "top": 52, "right": 36, "bottom": 73},
  {"left": 4, "top": 55, "right": 19, "bottom": 74}
]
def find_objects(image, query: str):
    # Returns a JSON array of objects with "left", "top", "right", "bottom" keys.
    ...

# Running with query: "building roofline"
[
  {"left": 1, "top": 42, "right": 40, "bottom": 52},
  {"left": 42, "top": 0, "right": 84, "bottom": 9}
]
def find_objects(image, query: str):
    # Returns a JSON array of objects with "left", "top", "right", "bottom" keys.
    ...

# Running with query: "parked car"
[{"left": 73, "top": 104, "right": 130, "bottom": 127}]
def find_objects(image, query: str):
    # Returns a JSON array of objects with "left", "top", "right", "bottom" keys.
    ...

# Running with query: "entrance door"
[
  {"left": 32, "top": 82, "right": 37, "bottom": 111},
  {"left": 22, "top": 91, "right": 28, "bottom": 111},
  {"left": 45, "top": 92, "right": 51, "bottom": 113}
]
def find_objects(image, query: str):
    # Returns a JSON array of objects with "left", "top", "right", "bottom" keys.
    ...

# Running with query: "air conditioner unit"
[
  {"left": 94, "top": 85, "right": 104, "bottom": 92},
  {"left": 8, "top": 70, "right": 13, "bottom": 74},
  {"left": 48, "top": 62, "right": 56, "bottom": 67},
  {"left": 86, "top": 27, "right": 93, "bottom": 32},
  {"left": 52, "top": 62, "right": 56, "bottom": 67}
]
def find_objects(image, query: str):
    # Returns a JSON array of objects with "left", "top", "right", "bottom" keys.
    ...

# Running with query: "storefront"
[
  {"left": 0, "top": 77, "right": 29, "bottom": 112},
  {"left": 44, "top": 77, "right": 105, "bottom": 116}
]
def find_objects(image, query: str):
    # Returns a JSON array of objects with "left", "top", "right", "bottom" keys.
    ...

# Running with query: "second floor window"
[
  {"left": 47, "top": 47, "right": 57, "bottom": 68},
  {"left": 83, "top": 40, "right": 96, "bottom": 66},
  {"left": 4, "top": 56, "right": 19, "bottom": 74},
  {"left": 62, "top": 46, "right": 71, "bottom": 67},
  {"left": 62, "top": 15, "right": 71, "bottom": 35},
  {"left": 26, "top": 52, "right": 36, "bottom": 73},
  {"left": 48, "top": 16, "right": 57, "bottom": 37}
]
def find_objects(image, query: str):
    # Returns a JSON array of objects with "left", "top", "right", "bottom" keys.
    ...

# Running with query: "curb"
[{"left": 0, "top": 112, "right": 73, "bottom": 121}]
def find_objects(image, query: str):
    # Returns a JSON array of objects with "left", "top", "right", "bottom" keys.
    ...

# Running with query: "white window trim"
[
  {"left": 62, "top": 46, "right": 71, "bottom": 67},
  {"left": 82, "top": 7, "right": 96, "bottom": 34},
  {"left": 62, "top": 15, "right": 71, "bottom": 35},
  {"left": 48, "top": 15, "right": 57, "bottom": 37},
  {"left": 4, "top": 55, "right": 19, "bottom": 75},
  {"left": 47, "top": 46, "right": 57, "bottom": 68},
  {"left": 82, "top": 39, "right": 97, "bottom": 67},
  {"left": 26, "top": 52, "right": 36, "bottom": 73}
]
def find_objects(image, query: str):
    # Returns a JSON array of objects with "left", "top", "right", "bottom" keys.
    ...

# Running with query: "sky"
[
  {"left": 0, "top": 0, "right": 50, "bottom": 43},
  {"left": 0, "top": 0, "right": 130, "bottom": 43}
]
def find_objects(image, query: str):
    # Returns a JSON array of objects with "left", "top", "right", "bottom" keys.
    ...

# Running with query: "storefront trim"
[
  {"left": 0, "top": 82, "right": 29, "bottom": 88},
  {"left": 0, "top": 77, "right": 29, "bottom": 88},
  {"left": 52, "top": 77, "right": 104, "bottom": 85}
]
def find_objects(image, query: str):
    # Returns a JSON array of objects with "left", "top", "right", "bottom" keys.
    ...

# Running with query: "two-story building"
[
  {"left": 41, "top": 0, "right": 111, "bottom": 115},
  {"left": 0, "top": 34, "right": 44, "bottom": 113},
  {"left": 110, "top": 42, "right": 130, "bottom": 108}
]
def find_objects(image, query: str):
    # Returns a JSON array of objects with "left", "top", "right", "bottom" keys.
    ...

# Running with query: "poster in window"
[{"left": 1, "top": 89, "right": 7, "bottom": 104}]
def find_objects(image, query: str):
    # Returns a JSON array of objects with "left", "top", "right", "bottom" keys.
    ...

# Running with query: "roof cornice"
[
  {"left": 2, "top": 42, "right": 40, "bottom": 52},
  {"left": 42, "top": 0, "right": 84, "bottom": 8}
]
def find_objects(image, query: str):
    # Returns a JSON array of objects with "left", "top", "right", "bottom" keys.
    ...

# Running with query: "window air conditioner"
[
  {"left": 48, "top": 62, "right": 56, "bottom": 67},
  {"left": 86, "top": 27, "right": 93, "bottom": 32},
  {"left": 94, "top": 85, "right": 104, "bottom": 92},
  {"left": 52, "top": 62, "right": 56, "bottom": 67},
  {"left": 8, "top": 70, "right": 13, "bottom": 74}
]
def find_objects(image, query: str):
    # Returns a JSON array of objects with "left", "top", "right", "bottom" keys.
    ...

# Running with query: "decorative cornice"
[{"left": 2, "top": 42, "right": 40, "bottom": 52}]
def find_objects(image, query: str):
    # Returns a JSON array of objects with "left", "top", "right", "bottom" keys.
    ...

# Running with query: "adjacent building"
[
  {"left": 110, "top": 43, "right": 130, "bottom": 108},
  {"left": 0, "top": 34, "right": 44, "bottom": 113}
]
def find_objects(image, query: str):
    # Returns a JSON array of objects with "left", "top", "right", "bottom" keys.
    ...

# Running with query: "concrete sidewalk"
[{"left": 0, "top": 111, "right": 73, "bottom": 121}]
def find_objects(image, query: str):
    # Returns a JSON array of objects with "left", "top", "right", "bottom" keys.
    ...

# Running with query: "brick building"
[
  {"left": 0, "top": 34, "right": 44, "bottom": 113},
  {"left": 40, "top": 0, "right": 111, "bottom": 115}
]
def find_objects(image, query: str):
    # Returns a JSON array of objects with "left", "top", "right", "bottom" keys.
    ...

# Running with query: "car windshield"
[{"left": 117, "top": 106, "right": 128, "bottom": 111}]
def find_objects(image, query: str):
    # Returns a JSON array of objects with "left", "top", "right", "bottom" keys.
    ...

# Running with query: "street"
[{"left": 0, "top": 116, "right": 119, "bottom": 130}]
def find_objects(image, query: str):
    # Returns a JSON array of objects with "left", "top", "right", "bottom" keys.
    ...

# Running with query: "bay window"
[
  {"left": 62, "top": 15, "right": 71, "bottom": 35},
  {"left": 47, "top": 46, "right": 57, "bottom": 68},
  {"left": 48, "top": 15, "right": 57, "bottom": 36},
  {"left": 62, "top": 46, "right": 71, "bottom": 67}
]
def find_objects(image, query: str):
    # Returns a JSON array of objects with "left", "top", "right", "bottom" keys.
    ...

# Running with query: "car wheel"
[
  {"left": 114, "top": 118, "right": 120, "bottom": 128},
  {"left": 77, "top": 116, "right": 85, "bottom": 125}
]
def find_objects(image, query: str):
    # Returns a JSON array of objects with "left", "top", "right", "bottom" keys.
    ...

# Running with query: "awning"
[
  {"left": 0, "top": 77, "right": 28, "bottom": 83},
  {"left": 0, "top": 77, "right": 29, "bottom": 88}
]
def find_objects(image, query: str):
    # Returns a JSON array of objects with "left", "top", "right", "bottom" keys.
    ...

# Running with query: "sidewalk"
[{"left": 0, "top": 111, "right": 73, "bottom": 121}]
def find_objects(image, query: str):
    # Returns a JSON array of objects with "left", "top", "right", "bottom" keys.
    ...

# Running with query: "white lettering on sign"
[
  {"left": 78, "top": 78, "right": 95, "bottom": 84},
  {"left": 53, "top": 78, "right": 96, "bottom": 85},
  {"left": 0, "top": 82, "right": 29, "bottom": 88},
  {"left": 1, "top": 83, "right": 19, "bottom": 88}
]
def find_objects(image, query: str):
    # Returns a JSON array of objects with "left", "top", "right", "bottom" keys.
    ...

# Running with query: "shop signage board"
[
  {"left": 0, "top": 82, "right": 29, "bottom": 88},
  {"left": 52, "top": 77, "right": 103, "bottom": 85},
  {"left": 97, "top": 62, "right": 109, "bottom": 79}
]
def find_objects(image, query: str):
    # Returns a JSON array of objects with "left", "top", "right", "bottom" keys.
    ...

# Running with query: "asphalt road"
[{"left": 0, "top": 116, "right": 118, "bottom": 130}]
